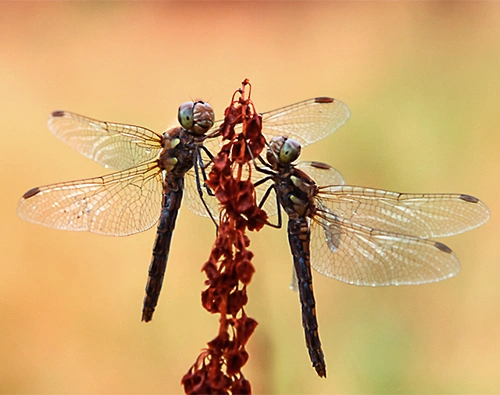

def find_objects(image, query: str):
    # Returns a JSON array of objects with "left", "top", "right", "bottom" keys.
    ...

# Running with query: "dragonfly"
[
  {"left": 17, "top": 96, "right": 351, "bottom": 322},
  {"left": 253, "top": 135, "right": 490, "bottom": 378},
  {"left": 18, "top": 101, "right": 218, "bottom": 322}
]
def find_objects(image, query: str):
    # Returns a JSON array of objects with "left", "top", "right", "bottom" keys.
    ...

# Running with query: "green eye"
[
  {"left": 178, "top": 102, "right": 194, "bottom": 129},
  {"left": 279, "top": 139, "right": 301, "bottom": 164}
]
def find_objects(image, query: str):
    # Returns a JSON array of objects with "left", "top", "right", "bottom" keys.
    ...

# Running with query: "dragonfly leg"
[
  {"left": 197, "top": 146, "right": 215, "bottom": 197},
  {"left": 199, "top": 144, "right": 215, "bottom": 162},
  {"left": 194, "top": 151, "right": 219, "bottom": 229},
  {"left": 253, "top": 154, "right": 275, "bottom": 176},
  {"left": 256, "top": 184, "right": 282, "bottom": 229},
  {"left": 253, "top": 175, "right": 273, "bottom": 189},
  {"left": 245, "top": 143, "right": 274, "bottom": 176}
]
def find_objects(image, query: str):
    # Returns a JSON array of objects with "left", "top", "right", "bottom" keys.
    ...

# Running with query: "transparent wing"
[
  {"left": 17, "top": 161, "right": 163, "bottom": 236},
  {"left": 184, "top": 168, "right": 220, "bottom": 219},
  {"left": 296, "top": 161, "right": 345, "bottom": 186},
  {"left": 310, "top": 207, "right": 461, "bottom": 286},
  {"left": 199, "top": 130, "right": 224, "bottom": 163},
  {"left": 211, "top": 97, "right": 350, "bottom": 149},
  {"left": 183, "top": 138, "right": 224, "bottom": 219},
  {"left": 259, "top": 97, "right": 350, "bottom": 147},
  {"left": 317, "top": 186, "right": 490, "bottom": 238},
  {"left": 48, "top": 111, "right": 163, "bottom": 170}
]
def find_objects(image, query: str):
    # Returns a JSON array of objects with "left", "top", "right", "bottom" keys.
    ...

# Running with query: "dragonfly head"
[
  {"left": 178, "top": 101, "right": 215, "bottom": 136},
  {"left": 267, "top": 136, "right": 302, "bottom": 167}
]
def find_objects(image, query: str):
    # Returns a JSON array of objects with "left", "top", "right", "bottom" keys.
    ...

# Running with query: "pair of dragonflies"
[{"left": 18, "top": 94, "right": 490, "bottom": 377}]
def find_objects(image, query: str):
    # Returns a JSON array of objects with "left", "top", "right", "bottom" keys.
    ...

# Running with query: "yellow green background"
[{"left": 1, "top": 2, "right": 499, "bottom": 394}]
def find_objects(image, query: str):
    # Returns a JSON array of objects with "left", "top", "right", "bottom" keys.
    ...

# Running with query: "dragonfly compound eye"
[
  {"left": 279, "top": 138, "right": 301, "bottom": 164},
  {"left": 178, "top": 102, "right": 195, "bottom": 130},
  {"left": 191, "top": 101, "right": 215, "bottom": 136}
]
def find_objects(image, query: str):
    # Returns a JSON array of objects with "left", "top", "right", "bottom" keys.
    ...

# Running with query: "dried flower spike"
[{"left": 182, "top": 80, "right": 265, "bottom": 395}]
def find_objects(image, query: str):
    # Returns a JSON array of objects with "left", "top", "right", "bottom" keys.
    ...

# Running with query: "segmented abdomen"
[
  {"left": 142, "top": 178, "right": 184, "bottom": 322},
  {"left": 287, "top": 217, "right": 326, "bottom": 377}
]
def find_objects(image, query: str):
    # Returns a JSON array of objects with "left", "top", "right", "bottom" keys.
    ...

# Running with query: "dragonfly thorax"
[
  {"left": 277, "top": 167, "right": 318, "bottom": 219},
  {"left": 159, "top": 127, "right": 197, "bottom": 177}
]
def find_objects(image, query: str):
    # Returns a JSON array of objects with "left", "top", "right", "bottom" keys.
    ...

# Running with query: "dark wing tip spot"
[
  {"left": 460, "top": 194, "right": 479, "bottom": 204},
  {"left": 314, "top": 97, "right": 334, "bottom": 104},
  {"left": 310, "top": 161, "right": 331, "bottom": 170},
  {"left": 22, "top": 187, "right": 41, "bottom": 199},
  {"left": 435, "top": 241, "right": 452, "bottom": 254},
  {"left": 51, "top": 110, "right": 65, "bottom": 117}
]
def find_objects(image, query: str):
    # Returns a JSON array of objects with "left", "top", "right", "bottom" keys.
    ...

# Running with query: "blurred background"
[{"left": 1, "top": 2, "right": 499, "bottom": 394}]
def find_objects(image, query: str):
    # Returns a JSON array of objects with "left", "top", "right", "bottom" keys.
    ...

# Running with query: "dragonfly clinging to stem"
[
  {"left": 18, "top": 101, "right": 218, "bottom": 322},
  {"left": 252, "top": 135, "right": 490, "bottom": 377}
]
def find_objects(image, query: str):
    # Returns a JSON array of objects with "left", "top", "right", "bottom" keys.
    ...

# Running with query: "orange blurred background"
[{"left": 1, "top": 2, "right": 499, "bottom": 394}]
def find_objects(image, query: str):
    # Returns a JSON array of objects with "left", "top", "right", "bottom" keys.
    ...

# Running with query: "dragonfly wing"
[
  {"left": 310, "top": 206, "right": 461, "bottom": 286},
  {"left": 259, "top": 97, "right": 350, "bottom": 148},
  {"left": 210, "top": 97, "right": 350, "bottom": 149},
  {"left": 200, "top": 131, "right": 224, "bottom": 161},
  {"left": 317, "top": 186, "right": 490, "bottom": 238},
  {"left": 48, "top": 111, "right": 163, "bottom": 170},
  {"left": 296, "top": 161, "right": 345, "bottom": 186},
  {"left": 18, "top": 162, "right": 162, "bottom": 236},
  {"left": 184, "top": 168, "right": 220, "bottom": 219}
]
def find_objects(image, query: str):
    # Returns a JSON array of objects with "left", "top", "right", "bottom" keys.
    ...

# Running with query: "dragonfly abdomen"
[
  {"left": 142, "top": 178, "right": 185, "bottom": 322},
  {"left": 287, "top": 217, "right": 327, "bottom": 378}
]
